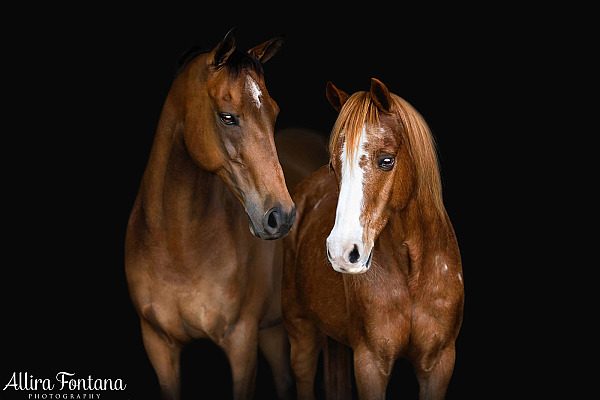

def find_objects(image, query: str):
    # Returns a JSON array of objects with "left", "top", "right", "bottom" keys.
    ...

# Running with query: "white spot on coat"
[{"left": 246, "top": 76, "right": 261, "bottom": 108}]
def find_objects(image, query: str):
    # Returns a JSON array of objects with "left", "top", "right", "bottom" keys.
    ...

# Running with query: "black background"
[{"left": 1, "top": 7, "right": 558, "bottom": 400}]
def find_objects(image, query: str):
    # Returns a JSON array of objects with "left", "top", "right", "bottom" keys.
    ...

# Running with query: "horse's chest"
[
  {"left": 177, "top": 279, "right": 244, "bottom": 342},
  {"left": 134, "top": 205, "right": 276, "bottom": 342},
  {"left": 346, "top": 268, "right": 412, "bottom": 355},
  {"left": 142, "top": 247, "right": 254, "bottom": 341}
]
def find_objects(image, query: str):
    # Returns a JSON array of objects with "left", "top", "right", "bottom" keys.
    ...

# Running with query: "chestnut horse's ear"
[
  {"left": 370, "top": 78, "right": 393, "bottom": 112},
  {"left": 326, "top": 82, "right": 349, "bottom": 112},
  {"left": 210, "top": 28, "right": 237, "bottom": 68},
  {"left": 248, "top": 34, "right": 285, "bottom": 63}
]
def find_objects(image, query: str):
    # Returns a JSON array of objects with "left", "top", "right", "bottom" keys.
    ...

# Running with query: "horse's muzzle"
[
  {"left": 248, "top": 205, "right": 295, "bottom": 240},
  {"left": 326, "top": 241, "right": 373, "bottom": 274}
]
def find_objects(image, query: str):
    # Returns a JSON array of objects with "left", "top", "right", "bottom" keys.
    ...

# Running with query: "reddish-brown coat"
[{"left": 283, "top": 79, "right": 464, "bottom": 400}]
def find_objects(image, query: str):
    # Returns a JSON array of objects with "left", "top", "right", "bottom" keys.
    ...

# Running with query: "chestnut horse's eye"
[
  {"left": 377, "top": 155, "right": 395, "bottom": 170},
  {"left": 219, "top": 113, "right": 238, "bottom": 126}
]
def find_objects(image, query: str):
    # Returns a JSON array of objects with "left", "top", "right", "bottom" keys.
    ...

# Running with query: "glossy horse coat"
[
  {"left": 125, "top": 30, "right": 294, "bottom": 400},
  {"left": 282, "top": 79, "right": 464, "bottom": 399}
]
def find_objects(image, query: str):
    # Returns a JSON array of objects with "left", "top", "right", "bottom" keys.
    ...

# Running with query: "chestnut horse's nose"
[
  {"left": 326, "top": 237, "right": 370, "bottom": 274},
  {"left": 348, "top": 244, "right": 360, "bottom": 264},
  {"left": 263, "top": 205, "right": 296, "bottom": 238}
]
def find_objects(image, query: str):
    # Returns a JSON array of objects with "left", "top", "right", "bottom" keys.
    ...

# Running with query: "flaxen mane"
[
  {"left": 328, "top": 91, "right": 444, "bottom": 215},
  {"left": 329, "top": 91, "right": 380, "bottom": 164}
]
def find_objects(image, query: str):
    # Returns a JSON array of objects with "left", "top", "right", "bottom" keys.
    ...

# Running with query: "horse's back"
[{"left": 275, "top": 128, "right": 328, "bottom": 192}]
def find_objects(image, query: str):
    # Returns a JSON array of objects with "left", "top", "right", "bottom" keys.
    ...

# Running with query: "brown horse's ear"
[
  {"left": 210, "top": 28, "right": 237, "bottom": 68},
  {"left": 326, "top": 82, "right": 349, "bottom": 112},
  {"left": 370, "top": 78, "right": 393, "bottom": 112},
  {"left": 248, "top": 34, "right": 284, "bottom": 63}
]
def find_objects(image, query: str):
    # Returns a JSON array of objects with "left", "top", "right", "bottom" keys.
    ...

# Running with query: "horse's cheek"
[{"left": 184, "top": 125, "right": 224, "bottom": 172}]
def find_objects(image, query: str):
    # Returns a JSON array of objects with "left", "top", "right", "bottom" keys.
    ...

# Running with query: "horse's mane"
[
  {"left": 328, "top": 91, "right": 444, "bottom": 214},
  {"left": 174, "top": 45, "right": 263, "bottom": 77}
]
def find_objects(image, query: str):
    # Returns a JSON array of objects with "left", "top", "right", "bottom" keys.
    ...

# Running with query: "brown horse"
[
  {"left": 282, "top": 78, "right": 464, "bottom": 399},
  {"left": 125, "top": 29, "right": 295, "bottom": 400}
]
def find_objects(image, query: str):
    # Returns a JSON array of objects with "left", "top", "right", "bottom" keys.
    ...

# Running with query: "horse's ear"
[
  {"left": 370, "top": 78, "right": 393, "bottom": 112},
  {"left": 326, "top": 82, "right": 349, "bottom": 112},
  {"left": 248, "top": 34, "right": 284, "bottom": 63},
  {"left": 210, "top": 28, "right": 237, "bottom": 68}
]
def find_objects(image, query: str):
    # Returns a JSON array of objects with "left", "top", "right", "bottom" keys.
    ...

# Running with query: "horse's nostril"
[
  {"left": 349, "top": 244, "right": 360, "bottom": 264},
  {"left": 267, "top": 210, "right": 279, "bottom": 229}
]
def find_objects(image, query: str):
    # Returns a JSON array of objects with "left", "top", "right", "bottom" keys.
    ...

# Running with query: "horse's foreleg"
[
  {"left": 221, "top": 320, "right": 259, "bottom": 400},
  {"left": 353, "top": 346, "right": 393, "bottom": 400},
  {"left": 258, "top": 322, "right": 295, "bottom": 399},
  {"left": 141, "top": 320, "right": 182, "bottom": 400},
  {"left": 414, "top": 344, "right": 455, "bottom": 400},
  {"left": 285, "top": 317, "right": 323, "bottom": 400}
]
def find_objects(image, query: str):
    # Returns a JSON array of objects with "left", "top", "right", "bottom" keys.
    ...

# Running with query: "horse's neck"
[
  {"left": 139, "top": 96, "right": 225, "bottom": 231},
  {"left": 386, "top": 196, "right": 454, "bottom": 275}
]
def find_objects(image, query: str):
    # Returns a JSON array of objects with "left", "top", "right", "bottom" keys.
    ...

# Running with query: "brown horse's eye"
[
  {"left": 377, "top": 155, "right": 395, "bottom": 170},
  {"left": 219, "top": 113, "right": 238, "bottom": 126}
]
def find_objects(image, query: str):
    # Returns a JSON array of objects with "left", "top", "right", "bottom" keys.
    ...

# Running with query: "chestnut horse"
[
  {"left": 282, "top": 79, "right": 464, "bottom": 399},
  {"left": 125, "top": 30, "right": 295, "bottom": 400}
]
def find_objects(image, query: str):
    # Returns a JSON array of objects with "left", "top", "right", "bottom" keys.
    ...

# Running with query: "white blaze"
[
  {"left": 246, "top": 76, "right": 262, "bottom": 108},
  {"left": 327, "top": 125, "right": 368, "bottom": 271}
]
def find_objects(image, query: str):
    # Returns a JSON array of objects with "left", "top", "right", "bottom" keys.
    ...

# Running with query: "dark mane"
[{"left": 175, "top": 45, "right": 263, "bottom": 77}]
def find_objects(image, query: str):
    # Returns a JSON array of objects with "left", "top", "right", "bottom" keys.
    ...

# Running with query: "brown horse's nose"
[{"left": 263, "top": 205, "right": 296, "bottom": 238}]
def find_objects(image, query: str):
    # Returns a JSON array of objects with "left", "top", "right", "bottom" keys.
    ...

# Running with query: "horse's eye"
[
  {"left": 377, "top": 155, "right": 395, "bottom": 170},
  {"left": 219, "top": 113, "right": 238, "bottom": 126}
]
